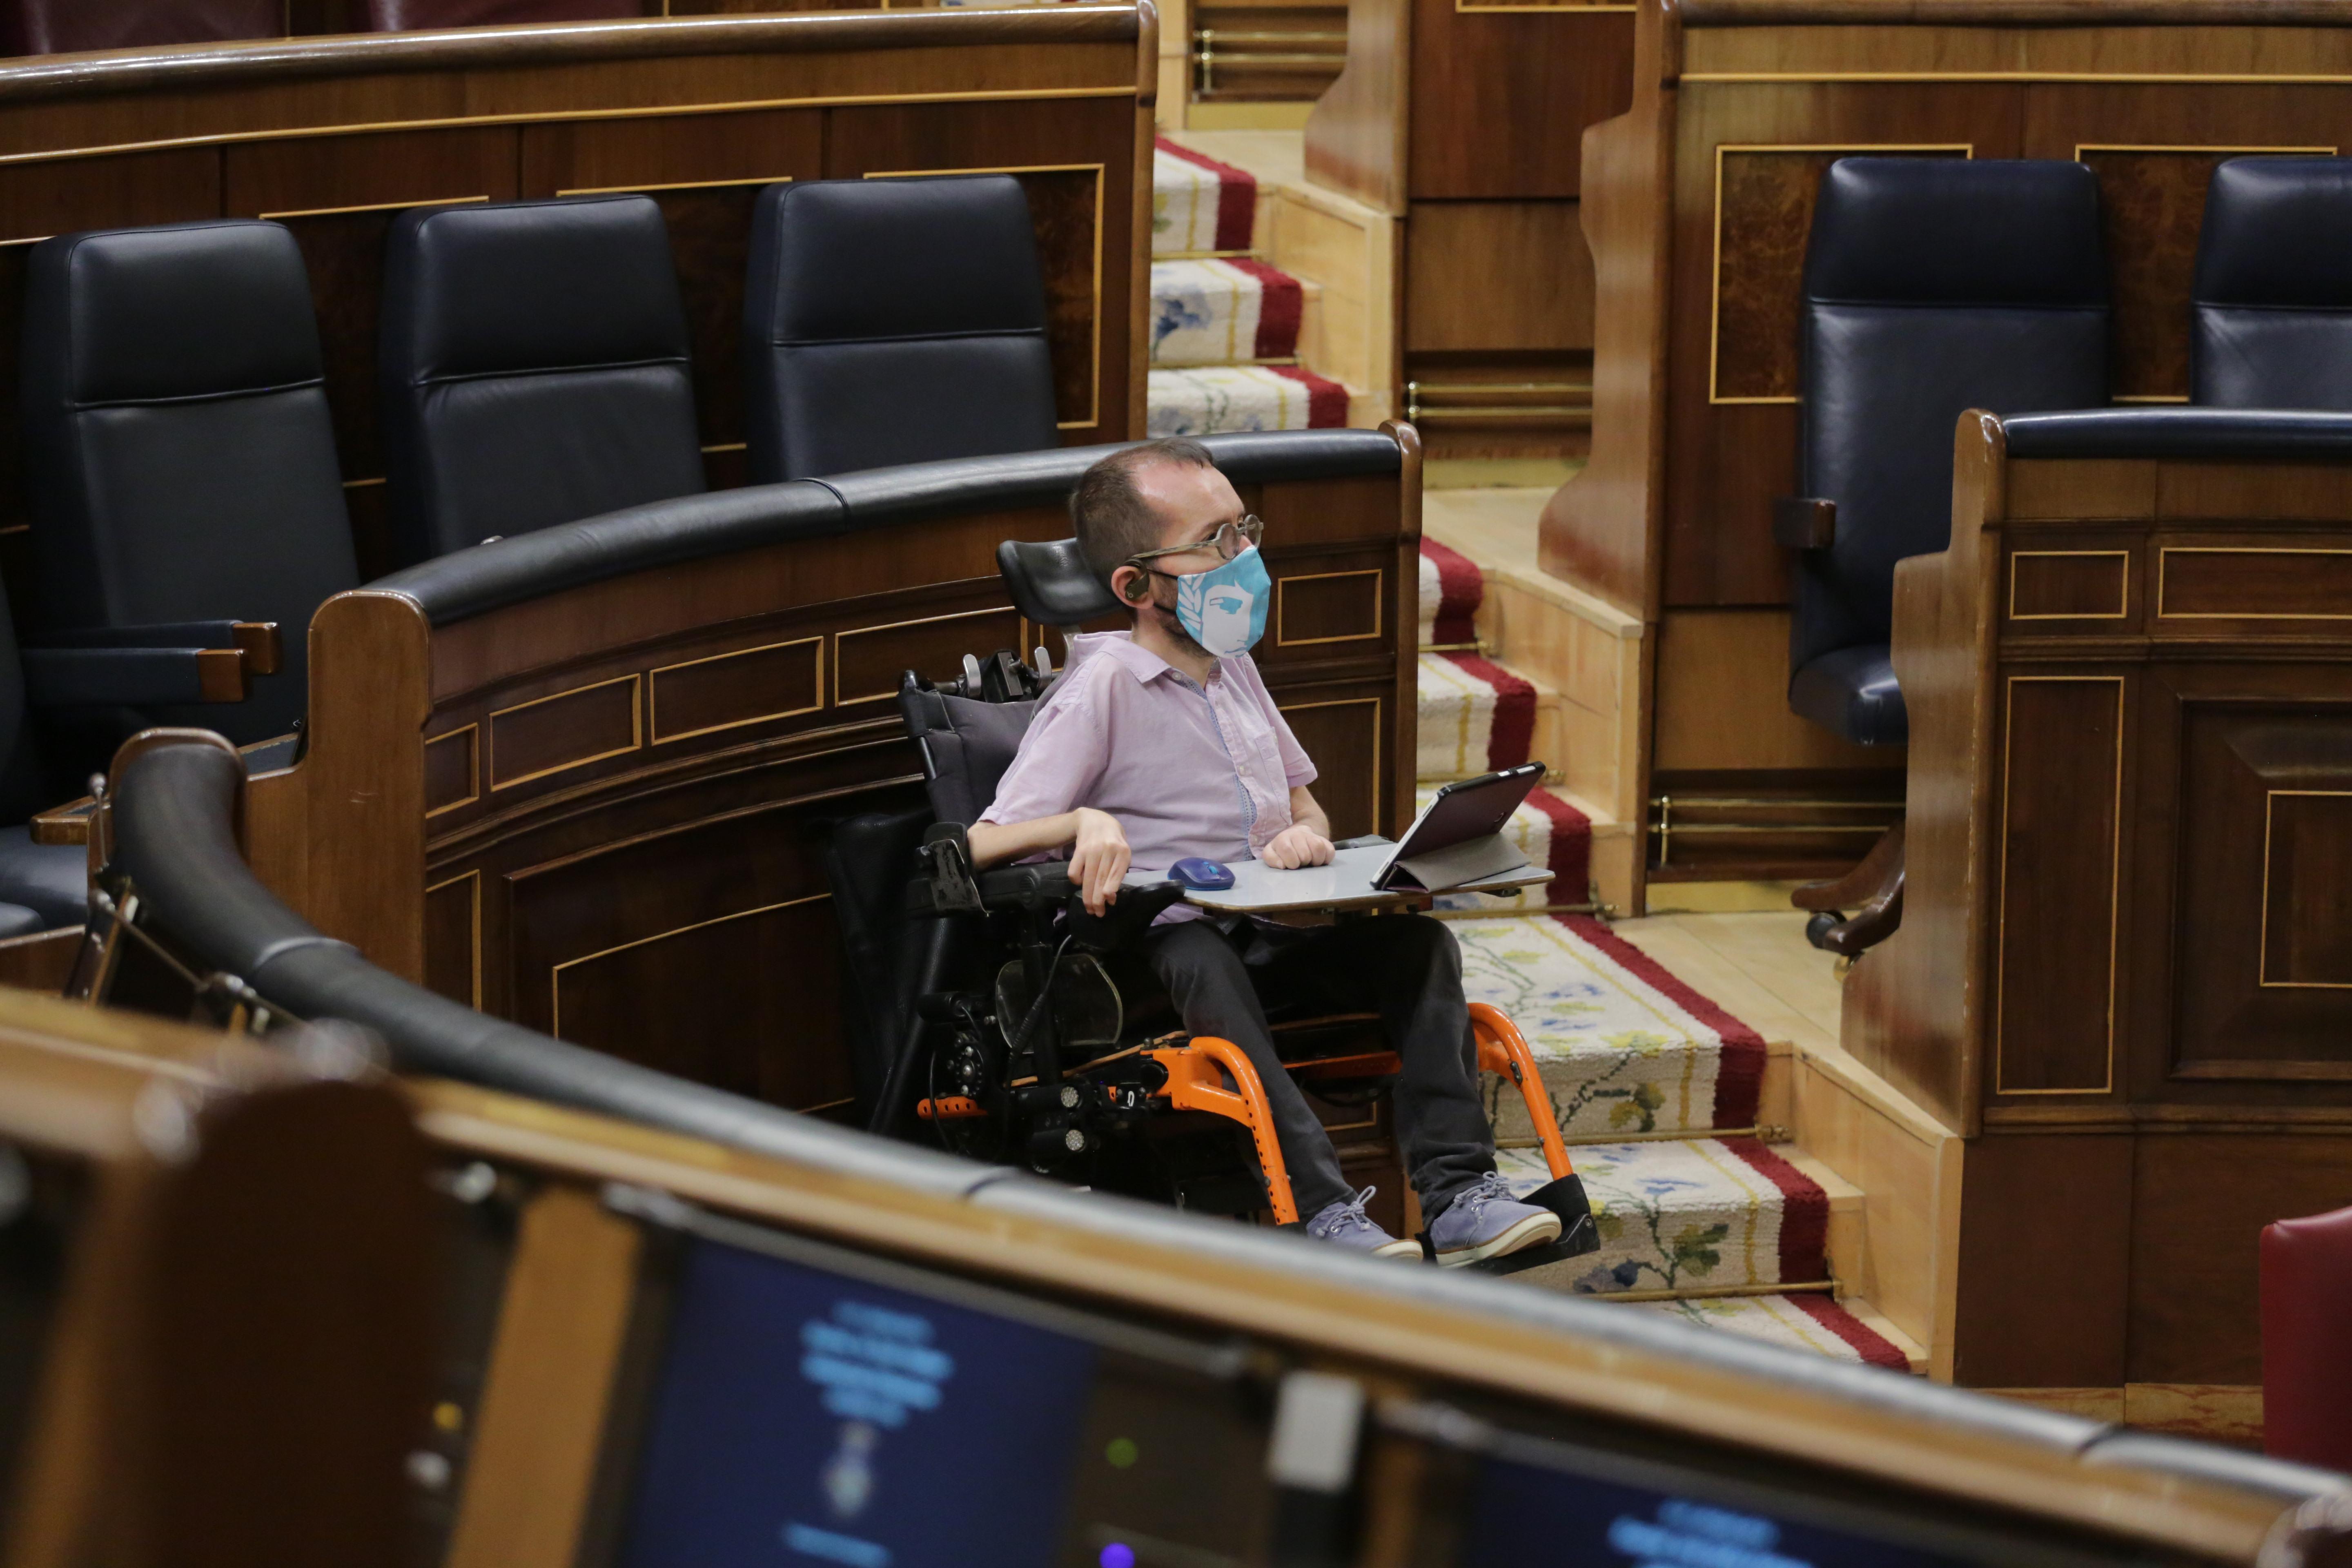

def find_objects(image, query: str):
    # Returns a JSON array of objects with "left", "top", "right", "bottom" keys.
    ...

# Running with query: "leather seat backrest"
[
  {"left": 2192, "top": 157, "right": 2352, "bottom": 410},
  {"left": 379, "top": 194, "right": 705, "bottom": 564},
  {"left": 900, "top": 683, "right": 1040, "bottom": 829},
  {"left": 1795, "top": 158, "right": 2109, "bottom": 675},
  {"left": 361, "top": 0, "right": 646, "bottom": 27},
  {"left": 744, "top": 175, "right": 1060, "bottom": 483},
  {"left": 2, "top": 0, "right": 282, "bottom": 53},
  {"left": 2261, "top": 1203, "right": 2352, "bottom": 1471},
  {"left": 19, "top": 220, "right": 358, "bottom": 744}
]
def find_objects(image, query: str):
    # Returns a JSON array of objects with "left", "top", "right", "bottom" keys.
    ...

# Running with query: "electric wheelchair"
[{"left": 824, "top": 537, "right": 1599, "bottom": 1272}]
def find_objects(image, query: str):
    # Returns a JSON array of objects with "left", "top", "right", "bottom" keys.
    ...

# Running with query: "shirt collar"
[{"left": 1067, "top": 630, "right": 1187, "bottom": 685}]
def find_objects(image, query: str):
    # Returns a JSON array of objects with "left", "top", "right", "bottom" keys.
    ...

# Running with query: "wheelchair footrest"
[{"left": 1460, "top": 1174, "right": 1602, "bottom": 1278}]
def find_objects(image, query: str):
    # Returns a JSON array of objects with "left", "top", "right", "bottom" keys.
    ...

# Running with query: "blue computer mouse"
[{"left": 1169, "top": 856, "right": 1236, "bottom": 890}]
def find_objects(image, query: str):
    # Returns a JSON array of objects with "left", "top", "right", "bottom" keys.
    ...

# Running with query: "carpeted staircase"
[
  {"left": 1150, "top": 138, "right": 1351, "bottom": 435},
  {"left": 1420, "top": 540, "right": 1913, "bottom": 1372}
]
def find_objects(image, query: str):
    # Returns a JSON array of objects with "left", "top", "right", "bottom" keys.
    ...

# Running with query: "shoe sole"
[
  {"left": 1434, "top": 1210, "right": 1563, "bottom": 1268},
  {"left": 1372, "top": 1239, "right": 1424, "bottom": 1261}
]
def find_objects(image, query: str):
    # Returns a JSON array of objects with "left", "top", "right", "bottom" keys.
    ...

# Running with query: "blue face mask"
[{"left": 1173, "top": 545, "right": 1271, "bottom": 658}]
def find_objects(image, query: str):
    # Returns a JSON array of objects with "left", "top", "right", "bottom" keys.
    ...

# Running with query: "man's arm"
[
  {"left": 968, "top": 807, "right": 1131, "bottom": 915},
  {"left": 1261, "top": 785, "right": 1335, "bottom": 870}
]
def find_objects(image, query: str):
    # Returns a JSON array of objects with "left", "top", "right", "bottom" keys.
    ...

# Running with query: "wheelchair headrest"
[
  {"left": 900, "top": 679, "right": 1040, "bottom": 827},
  {"left": 998, "top": 537, "right": 1122, "bottom": 627}
]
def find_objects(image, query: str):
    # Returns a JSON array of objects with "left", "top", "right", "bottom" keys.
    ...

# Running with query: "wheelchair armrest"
[
  {"left": 1065, "top": 880, "right": 1186, "bottom": 952},
  {"left": 20, "top": 644, "right": 248, "bottom": 707},
  {"left": 1773, "top": 497, "right": 1836, "bottom": 550}
]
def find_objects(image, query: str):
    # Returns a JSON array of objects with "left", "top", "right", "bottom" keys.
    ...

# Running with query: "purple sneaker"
[
  {"left": 1304, "top": 1186, "right": 1422, "bottom": 1261},
  {"left": 1428, "top": 1172, "right": 1562, "bottom": 1267}
]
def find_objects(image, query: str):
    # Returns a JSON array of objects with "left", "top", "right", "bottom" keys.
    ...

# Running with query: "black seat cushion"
[
  {"left": 0, "top": 826, "right": 87, "bottom": 929},
  {"left": 2192, "top": 157, "right": 2352, "bottom": 410},
  {"left": 20, "top": 219, "right": 358, "bottom": 744},
  {"left": 1793, "top": 158, "right": 2110, "bottom": 746},
  {"left": 744, "top": 175, "right": 1059, "bottom": 483},
  {"left": 380, "top": 194, "right": 705, "bottom": 564}
]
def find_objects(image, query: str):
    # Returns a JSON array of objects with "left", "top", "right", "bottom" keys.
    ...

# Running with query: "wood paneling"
[
  {"left": 834, "top": 606, "right": 1026, "bottom": 707},
  {"left": 1404, "top": 201, "right": 1594, "bottom": 353},
  {"left": 1278, "top": 693, "right": 1383, "bottom": 838},
  {"left": 651, "top": 635, "right": 824, "bottom": 744},
  {"left": 2159, "top": 545, "right": 2352, "bottom": 621},
  {"left": 2008, "top": 550, "right": 2129, "bottom": 622},
  {"left": 488, "top": 675, "right": 644, "bottom": 791},
  {"left": 1994, "top": 676, "right": 2125, "bottom": 1097},
  {"left": 425, "top": 724, "right": 478, "bottom": 816},
  {"left": 1954, "top": 1134, "right": 2134, "bottom": 1388},
  {"left": 1405, "top": 0, "right": 1630, "bottom": 199},
  {"left": 1274, "top": 567, "right": 1384, "bottom": 650},
  {"left": 426, "top": 870, "right": 481, "bottom": 1009}
]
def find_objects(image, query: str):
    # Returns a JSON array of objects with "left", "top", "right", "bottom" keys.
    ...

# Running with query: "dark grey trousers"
[{"left": 1139, "top": 913, "right": 1497, "bottom": 1223}]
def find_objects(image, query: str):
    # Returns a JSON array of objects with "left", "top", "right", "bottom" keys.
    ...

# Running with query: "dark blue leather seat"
[
  {"left": 20, "top": 220, "right": 359, "bottom": 747},
  {"left": 1785, "top": 158, "right": 2110, "bottom": 746},
  {"left": 2192, "top": 157, "right": 2352, "bottom": 410},
  {"left": 2, "top": 0, "right": 281, "bottom": 52},
  {"left": 743, "top": 175, "right": 1059, "bottom": 483},
  {"left": 379, "top": 194, "right": 706, "bottom": 564}
]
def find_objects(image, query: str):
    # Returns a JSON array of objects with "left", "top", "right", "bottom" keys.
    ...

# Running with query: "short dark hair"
[{"left": 1070, "top": 437, "right": 1215, "bottom": 588}]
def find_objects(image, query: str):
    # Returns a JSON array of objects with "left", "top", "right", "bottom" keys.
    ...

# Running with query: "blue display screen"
[
  {"left": 618, "top": 1238, "right": 1100, "bottom": 1568},
  {"left": 1461, "top": 1456, "right": 1974, "bottom": 1568}
]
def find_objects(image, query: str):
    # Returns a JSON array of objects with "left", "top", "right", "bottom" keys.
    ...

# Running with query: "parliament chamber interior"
[{"left": 0, "top": 0, "right": 2350, "bottom": 1564}]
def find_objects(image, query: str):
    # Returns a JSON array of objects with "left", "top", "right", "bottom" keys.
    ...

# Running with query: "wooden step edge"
[
  {"left": 1417, "top": 535, "right": 1645, "bottom": 645},
  {"left": 1835, "top": 1294, "right": 1930, "bottom": 1376}
]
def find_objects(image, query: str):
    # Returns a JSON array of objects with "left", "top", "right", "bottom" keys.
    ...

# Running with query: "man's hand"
[
  {"left": 1261, "top": 823, "right": 1335, "bottom": 870},
  {"left": 1069, "top": 807, "right": 1131, "bottom": 915}
]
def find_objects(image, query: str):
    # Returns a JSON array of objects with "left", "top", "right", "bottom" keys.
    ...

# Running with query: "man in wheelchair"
[{"left": 963, "top": 439, "right": 1564, "bottom": 1268}]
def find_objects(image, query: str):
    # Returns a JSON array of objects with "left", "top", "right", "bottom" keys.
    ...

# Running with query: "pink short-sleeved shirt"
[{"left": 977, "top": 632, "right": 1318, "bottom": 895}]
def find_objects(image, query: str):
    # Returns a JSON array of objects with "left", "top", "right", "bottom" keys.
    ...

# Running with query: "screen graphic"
[
  {"left": 619, "top": 1238, "right": 1100, "bottom": 1568},
  {"left": 1461, "top": 1456, "right": 1975, "bottom": 1568}
]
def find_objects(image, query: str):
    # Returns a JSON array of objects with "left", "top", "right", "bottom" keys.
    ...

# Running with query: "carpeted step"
[
  {"left": 1633, "top": 1294, "right": 1914, "bottom": 1371},
  {"left": 1419, "top": 537, "right": 1483, "bottom": 648},
  {"left": 1147, "top": 366, "right": 1348, "bottom": 435},
  {"left": 1154, "top": 136, "right": 1256, "bottom": 256},
  {"left": 1151, "top": 258, "right": 1305, "bottom": 366},
  {"left": 1456, "top": 913, "right": 1766, "bottom": 1142},
  {"left": 1417, "top": 650, "right": 1542, "bottom": 780},
  {"left": 1496, "top": 1134, "right": 1828, "bottom": 1296}
]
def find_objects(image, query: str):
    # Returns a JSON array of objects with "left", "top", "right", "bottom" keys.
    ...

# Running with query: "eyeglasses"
[{"left": 1125, "top": 515, "right": 1265, "bottom": 573}]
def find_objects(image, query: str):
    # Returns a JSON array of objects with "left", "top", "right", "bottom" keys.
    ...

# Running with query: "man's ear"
[{"left": 1112, "top": 564, "right": 1149, "bottom": 604}]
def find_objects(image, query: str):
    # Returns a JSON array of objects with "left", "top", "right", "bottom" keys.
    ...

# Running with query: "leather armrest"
[
  {"left": 1773, "top": 497, "right": 1837, "bottom": 551},
  {"left": 33, "top": 619, "right": 282, "bottom": 677},
  {"left": 20, "top": 646, "right": 248, "bottom": 707}
]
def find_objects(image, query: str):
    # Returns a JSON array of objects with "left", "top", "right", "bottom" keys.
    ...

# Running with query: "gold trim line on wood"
[
  {"left": 424, "top": 723, "right": 481, "bottom": 818},
  {"left": 1708, "top": 143, "right": 1974, "bottom": 406},
  {"left": 1992, "top": 674, "right": 2124, "bottom": 1098},
  {"left": 257, "top": 193, "right": 488, "bottom": 220},
  {"left": 425, "top": 868, "right": 484, "bottom": 1011},
  {"left": 557, "top": 175, "right": 794, "bottom": 196},
  {"left": 867, "top": 163, "right": 1105, "bottom": 432},
  {"left": 0, "top": 85, "right": 1140, "bottom": 170},
  {"left": 487, "top": 673, "right": 644, "bottom": 791},
  {"left": 550, "top": 891, "right": 829, "bottom": 1040},
  {"left": 1275, "top": 568, "right": 1384, "bottom": 649},
  {"left": 2158, "top": 546, "right": 2352, "bottom": 619},
  {"left": 2257, "top": 789, "right": 2352, "bottom": 990},
  {"left": 833, "top": 605, "right": 1023, "bottom": 708},
  {"left": 2074, "top": 142, "right": 2336, "bottom": 159},
  {"left": 2007, "top": 550, "right": 2130, "bottom": 622},
  {"left": 648, "top": 635, "right": 826, "bottom": 746}
]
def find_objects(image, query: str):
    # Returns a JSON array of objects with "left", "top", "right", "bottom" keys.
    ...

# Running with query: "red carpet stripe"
[
  {"left": 1519, "top": 785, "right": 1592, "bottom": 904},
  {"left": 1717, "top": 1135, "right": 1829, "bottom": 1286},
  {"left": 1437, "top": 650, "right": 1534, "bottom": 771},
  {"left": 1268, "top": 364, "right": 1348, "bottom": 428},
  {"left": 1155, "top": 136, "right": 1258, "bottom": 252},
  {"left": 1786, "top": 1294, "right": 1913, "bottom": 1371},
  {"left": 1551, "top": 914, "right": 1768, "bottom": 1128},
  {"left": 1228, "top": 256, "right": 1302, "bottom": 359},
  {"left": 1419, "top": 537, "right": 1483, "bottom": 644}
]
